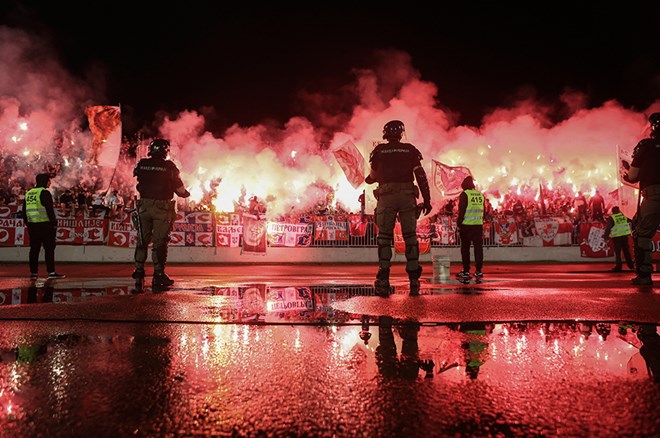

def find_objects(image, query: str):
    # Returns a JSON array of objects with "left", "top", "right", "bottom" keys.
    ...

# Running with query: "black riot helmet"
[
  {"left": 148, "top": 138, "right": 170, "bottom": 157},
  {"left": 649, "top": 112, "right": 660, "bottom": 138},
  {"left": 382, "top": 120, "right": 405, "bottom": 141}
]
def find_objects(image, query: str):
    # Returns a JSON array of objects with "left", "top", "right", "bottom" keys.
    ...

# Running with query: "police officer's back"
[
  {"left": 365, "top": 120, "right": 432, "bottom": 296},
  {"left": 133, "top": 139, "right": 190, "bottom": 288}
]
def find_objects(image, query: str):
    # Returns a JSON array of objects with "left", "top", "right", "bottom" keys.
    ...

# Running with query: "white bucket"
[{"left": 432, "top": 254, "right": 451, "bottom": 282}]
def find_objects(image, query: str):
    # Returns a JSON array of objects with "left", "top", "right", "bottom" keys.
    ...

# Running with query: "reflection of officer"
[
  {"left": 365, "top": 120, "right": 432, "bottom": 296},
  {"left": 456, "top": 176, "right": 485, "bottom": 280},
  {"left": 133, "top": 139, "right": 190, "bottom": 287},
  {"left": 375, "top": 316, "right": 433, "bottom": 379},
  {"left": 21, "top": 173, "right": 65, "bottom": 280},
  {"left": 623, "top": 112, "right": 660, "bottom": 286},
  {"left": 603, "top": 206, "right": 635, "bottom": 272},
  {"left": 636, "top": 324, "right": 659, "bottom": 383}
]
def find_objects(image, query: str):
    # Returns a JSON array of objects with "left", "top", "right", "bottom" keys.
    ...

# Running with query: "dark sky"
[{"left": 1, "top": 2, "right": 658, "bottom": 136}]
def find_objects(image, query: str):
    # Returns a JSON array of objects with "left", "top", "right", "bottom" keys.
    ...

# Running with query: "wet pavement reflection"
[{"left": 0, "top": 281, "right": 658, "bottom": 436}]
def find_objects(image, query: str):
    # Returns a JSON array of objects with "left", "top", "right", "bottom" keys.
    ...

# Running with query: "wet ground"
[{"left": 0, "top": 262, "right": 658, "bottom": 437}]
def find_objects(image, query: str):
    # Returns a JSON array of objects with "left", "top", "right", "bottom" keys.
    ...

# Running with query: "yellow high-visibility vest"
[
  {"left": 463, "top": 189, "right": 484, "bottom": 225},
  {"left": 610, "top": 212, "right": 631, "bottom": 238},
  {"left": 25, "top": 188, "right": 49, "bottom": 223}
]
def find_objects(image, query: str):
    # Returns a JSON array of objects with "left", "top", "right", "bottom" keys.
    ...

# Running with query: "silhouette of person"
[
  {"left": 636, "top": 324, "right": 659, "bottom": 383},
  {"left": 459, "top": 322, "right": 491, "bottom": 380},
  {"left": 375, "top": 315, "right": 433, "bottom": 379}
]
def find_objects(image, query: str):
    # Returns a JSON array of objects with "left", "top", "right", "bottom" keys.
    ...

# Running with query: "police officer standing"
[
  {"left": 456, "top": 176, "right": 485, "bottom": 281},
  {"left": 602, "top": 206, "right": 635, "bottom": 272},
  {"left": 365, "top": 120, "right": 432, "bottom": 296},
  {"left": 133, "top": 139, "right": 190, "bottom": 288},
  {"left": 21, "top": 173, "right": 65, "bottom": 280},
  {"left": 623, "top": 112, "right": 660, "bottom": 286}
]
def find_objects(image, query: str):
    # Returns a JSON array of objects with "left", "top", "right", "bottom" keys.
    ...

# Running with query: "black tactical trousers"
[
  {"left": 134, "top": 198, "right": 175, "bottom": 272},
  {"left": 634, "top": 185, "right": 660, "bottom": 278},
  {"left": 27, "top": 222, "right": 56, "bottom": 274},
  {"left": 374, "top": 183, "right": 420, "bottom": 275},
  {"left": 459, "top": 224, "right": 483, "bottom": 272}
]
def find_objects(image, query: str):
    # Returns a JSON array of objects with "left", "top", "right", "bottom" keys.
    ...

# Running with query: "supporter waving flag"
[
  {"left": 332, "top": 140, "right": 366, "bottom": 190},
  {"left": 432, "top": 160, "right": 472, "bottom": 197}
]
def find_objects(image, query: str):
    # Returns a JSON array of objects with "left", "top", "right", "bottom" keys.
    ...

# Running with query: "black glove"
[
  {"left": 422, "top": 201, "right": 432, "bottom": 216},
  {"left": 621, "top": 160, "right": 630, "bottom": 170},
  {"left": 181, "top": 190, "right": 191, "bottom": 198},
  {"left": 365, "top": 175, "right": 376, "bottom": 184}
]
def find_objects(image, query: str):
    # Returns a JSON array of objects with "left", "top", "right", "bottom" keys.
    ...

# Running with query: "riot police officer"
[
  {"left": 623, "top": 112, "right": 660, "bottom": 286},
  {"left": 133, "top": 139, "right": 190, "bottom": 288},
  {"left": 365, "top": 120, "right": 432, "bottom": 296}
]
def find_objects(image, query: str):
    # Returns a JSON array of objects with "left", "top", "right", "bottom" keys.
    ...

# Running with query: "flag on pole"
[
  {"left": 86, "top": 105, "right": 122, "bottom": 167},
  {"left": 616, "top": 144, "right": 638, "bottom": 190},
  {"left": 431, "top": 159, "right": 472, "bottom": 197},
  {"left": 332, "top": 140, "right": 366, "bottom": 190},
  {"left": 539, "top": 183, "right": 547, "bottom": 215}
]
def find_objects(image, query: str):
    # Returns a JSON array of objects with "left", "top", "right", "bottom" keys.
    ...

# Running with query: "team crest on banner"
[
  {"left": 242, "top": 214, "right": 267, "bottom": 255},
  {"left": 535, "top": 219, "right": 559, "bottom": 243},
  {"left": 494, "top": 216, "right": 518, "bottom": 245}
]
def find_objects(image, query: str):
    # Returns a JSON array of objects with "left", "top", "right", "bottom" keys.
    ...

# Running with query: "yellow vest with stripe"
[
  {"left": 25, "top": 187, "right": 50, "bottom": 223},
  {"left": 463, "top": 189, "right": 484, "bottom": 225},
  {"left": 609, "top": 212, "right": 631, "bottom": 238}
]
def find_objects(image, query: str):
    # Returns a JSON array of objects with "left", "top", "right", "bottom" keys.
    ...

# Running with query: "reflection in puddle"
[{"left": 0, "top": 318, "right": 657, "bottom": 436}]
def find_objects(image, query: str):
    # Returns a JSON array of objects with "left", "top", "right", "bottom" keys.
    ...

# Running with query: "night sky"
[{"left": 1, "top": 2, "right": 658, "bottom": 136}]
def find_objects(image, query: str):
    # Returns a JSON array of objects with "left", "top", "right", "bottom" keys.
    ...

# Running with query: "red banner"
[
  {"left": 394, "top": 222, "right": 431, "bottom": 255},
  {"left": 170, "top": 211, "right": 214, "bottom": 247},
  {"left": 313, "top": 215, "right": 348, "bottom": 241},
  {"left": 579, "top": 222, "right": 613, "bottom": 258},
  {"left": 242, "top": 214, "right": 267, "bottom": 255}
]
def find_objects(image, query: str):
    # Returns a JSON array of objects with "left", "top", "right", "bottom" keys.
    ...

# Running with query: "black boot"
[
  {"left": 374, "top": 268, "right": 391, "bottom": 297},
  {"left": 132, "top": 268, "right": 145, "bottom": 293},
  {"left": 407, "top": 266, "right": 423, "bottom": 296},
  {"left": 153, "top": 270, "right": 174, "bottom": 288}
]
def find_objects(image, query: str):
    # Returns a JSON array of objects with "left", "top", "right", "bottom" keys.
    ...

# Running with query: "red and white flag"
[
  {"left": 332, "top": 141, "right": 365, "bottom": 190},
  {"left": 432, "top": 160, "right": 472, "bottom": 197},
  {"left": 86, "top": 105, "right": 122, "bottom": 168}
]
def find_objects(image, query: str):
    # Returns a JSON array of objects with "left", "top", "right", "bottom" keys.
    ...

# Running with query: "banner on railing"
[
  {"left": 494, "top": 216, "right": 518, "bottom": 245},
  {"left": 314, "top": 215, "right": 348, "bottom": 241},
  {"left": 579, "top": 222, "right": 612, "bottom": 258},
  {"left": 242, "top": 214, "right": 267, "bottom": 255},
  {"left": 432, "top": 215, "right": 457, "bottom": 245},
  {"left": 394, "top": 222, "right": 431, "bottom": 254},
  {"left": 267, "top": 221, "right": 313, "bottom": 247},
  {"left": 170, "top": 211, "right": 214, "bottom": 247},
  {"left": 522, "top": 217, "right": 572, "bottom": 247},
  {"left": 348, "top": 214, "right": 368, "bottom": 237},
  {"left": 107, "top": 210, "right": 137, "bottom": 247}
]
